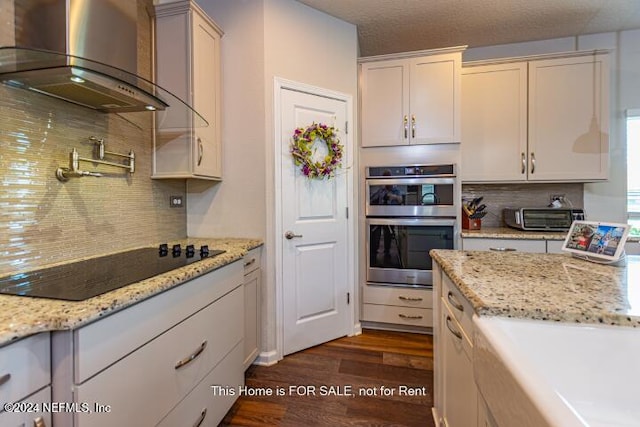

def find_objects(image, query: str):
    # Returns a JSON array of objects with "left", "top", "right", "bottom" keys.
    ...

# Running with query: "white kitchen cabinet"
[
  {"left": 243, "top": 247, "right": 262, "bottom": 369},
  {"left": 462, "top": 238, "right": 546, "bottom": 253},
  {"left": 545, "top": 240, "right": 565, "bottom": 254},
  {"left": 362, "top": 284, "right": 433, "bottom": 328},
  {"left": 153, "top": 0, "right": 223, "bottom": 180},
  {"left": 528, "top": 54, "right": 609, "bottom": 181},
  {"left": 477, "top": 393, "right": 499, "bottom": 427},
  {"left": 0, "top": 386, "right": 51, "bottom": 427},
  {"left": 0, "top": 333, "right": 51, "bottom": 427},
  {"left": 626, "top": 241, "right": 640, "bottom": 255},
  {"left": 462, "top": 237, "right": 569, "bottom": 254},
  {"left": 157, "top": 342, "right": 243, "bottom": 427},
  {"left": 461, "top": 51, "right": 609, "bottom": 183},
  {"left": 433, "top": 264, "right": 478, "bottom": 427},
  {"left": 51, "top": 261, "right": 244, "bottom": 427},
  {"left": 461, "top": 62, "right": 528, "bottom": 182},
  {"left": 360, "top": 48, "right": 463, "bottom": 147}
]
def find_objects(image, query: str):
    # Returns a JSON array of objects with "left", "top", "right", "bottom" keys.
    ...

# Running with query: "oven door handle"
[
  {"left": 366, "top": 218, "right": 456, "bottom": 227},
  {"left": 366, "top": 177, "right": 456, "bottom": 187}
]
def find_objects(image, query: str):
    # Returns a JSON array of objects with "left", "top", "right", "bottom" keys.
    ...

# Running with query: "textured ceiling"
[{"left": 295, "top": 0, "right": 640, "bottom": 57}]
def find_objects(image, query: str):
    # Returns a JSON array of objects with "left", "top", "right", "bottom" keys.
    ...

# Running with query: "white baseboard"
[
  {"left": 253, "top": 349, "right": 280, "bottom": 366},
  {"left": 352, "top": 322, "right": 363, "bottom": 336}
]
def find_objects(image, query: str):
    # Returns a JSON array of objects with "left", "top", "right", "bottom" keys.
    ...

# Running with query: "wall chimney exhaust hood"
[{"left": 0, "top": 0, "right": 207, "bottom": 129}]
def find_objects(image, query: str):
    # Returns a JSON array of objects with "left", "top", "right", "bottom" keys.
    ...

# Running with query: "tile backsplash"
[
  {"left": 0, "top": 86, "right": 187, "bottom": 276},
  {"left": 462, "top": 183, "right": 584, "bottom": 227},
  {"left": 0, "top": 0, "right": 186, "bottom": 276}
]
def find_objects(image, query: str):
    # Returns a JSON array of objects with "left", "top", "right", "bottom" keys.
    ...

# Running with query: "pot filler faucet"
[{"left": 56, "top": 136, "right": 135, "bottom": 181}]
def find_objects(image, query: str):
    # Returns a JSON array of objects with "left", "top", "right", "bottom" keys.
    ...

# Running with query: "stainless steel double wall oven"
[{"left": 365, "top": 164, "right": 457, "bottom": 288}]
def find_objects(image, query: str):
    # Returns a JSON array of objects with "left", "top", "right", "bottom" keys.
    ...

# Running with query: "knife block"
[{"left": 462, "top": 209, "right": 481, "bottom": 230}]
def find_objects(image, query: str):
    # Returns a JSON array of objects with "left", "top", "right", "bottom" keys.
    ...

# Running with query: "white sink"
[{"left": 474, "top": 316, "right": 640, "bottom": 427}]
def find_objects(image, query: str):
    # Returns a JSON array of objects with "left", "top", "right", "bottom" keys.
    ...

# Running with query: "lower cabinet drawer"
[
  {"left": 362, "top": 304, "right": 433, "bottom": 327},
  {"left": 0, "top": 333, "right": 50, "bottom": 405},
  {"left": 363, "top": 285, "right": 433, "bottom": 309},
  {"left": 462, "top": 238, "right": 546, "bottom": 253},
  {"left": 0, "top": 386, "right": 51, "bottom": 427},
  {"left": 74, "top": 285, "right": 244, "bottom": 427},
  {"left": 157, "top": 342, "right": 244, "bottom": 427}
]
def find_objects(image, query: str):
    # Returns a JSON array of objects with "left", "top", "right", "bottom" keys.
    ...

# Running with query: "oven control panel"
[{"left": 366, "top": 164, "right": 455, "bottom": 178}]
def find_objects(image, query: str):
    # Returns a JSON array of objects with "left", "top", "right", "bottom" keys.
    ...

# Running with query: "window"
[{"left": 627, "top": 110, "right": 640, "bottom": 237}]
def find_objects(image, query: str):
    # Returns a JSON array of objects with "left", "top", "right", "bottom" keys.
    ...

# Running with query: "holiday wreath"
[{"left": 290, "top": 122, "right": 343, "bottom": 179}]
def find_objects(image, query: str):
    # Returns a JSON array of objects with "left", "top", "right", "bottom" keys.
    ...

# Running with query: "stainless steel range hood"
[{"left": 0, "top": 0, "right": 206, "bottom": 128}]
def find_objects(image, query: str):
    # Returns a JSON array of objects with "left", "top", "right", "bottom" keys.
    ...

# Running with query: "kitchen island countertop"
[
  {"left": 0, "top": 237, "right": 262, "bottom": 347},
  {"left": 431, "top": 249, "right": 640, "bottom": 326}
]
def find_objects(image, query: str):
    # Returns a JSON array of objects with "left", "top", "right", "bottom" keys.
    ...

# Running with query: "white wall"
[
  {"left": 186, "top": 0, "right": 357, "bottom": 363},
  {"left": 187, "top": 0, "right": 267, "bottom": 239},
  {"left": 465, "top": 30, "right": 640, "bottom": 223},
  {"left": 261, "top": 0, "right": 358, "bottom": 360}
]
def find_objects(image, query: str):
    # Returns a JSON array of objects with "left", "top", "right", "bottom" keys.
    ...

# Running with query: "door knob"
[{"left": 284, "top": 231, "right": 303, "bottom": 240}]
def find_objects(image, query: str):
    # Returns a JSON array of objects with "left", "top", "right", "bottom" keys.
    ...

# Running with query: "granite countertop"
[
  {"left": 461, "top": 226, "right": 567, "bottom": 240},
  {"left": 0, "top": 237, "right": 262, "bottom": 347},
  {"left": 431, "top": 249, "right": 640, "bottom": 327},
  {"left": 463, "top": 226, "right": 640, "bottom": 243}
]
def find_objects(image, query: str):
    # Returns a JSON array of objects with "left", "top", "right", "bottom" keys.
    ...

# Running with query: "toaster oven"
[{"left": 503, "top": 208, "right": 585, "bottom": 231}]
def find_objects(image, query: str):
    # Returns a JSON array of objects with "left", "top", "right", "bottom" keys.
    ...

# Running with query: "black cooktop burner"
[{"left": 0, "top": 244, "right": 224, "bottom": 301}]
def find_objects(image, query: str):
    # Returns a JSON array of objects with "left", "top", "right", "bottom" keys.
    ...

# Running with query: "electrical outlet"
[
  {"left": 170, "top": 196, "right": 184, "bottom": 208},
  {"left": 550, "top": 194, "right": 565, "bottom": 203}
]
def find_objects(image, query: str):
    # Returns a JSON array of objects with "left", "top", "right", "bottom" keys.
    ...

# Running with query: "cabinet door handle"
[
  {"left": 446, "top": 315, "right": 463, "bottom": 340},
  {"left": 0, "top": 373, "right": 10, "bottom": 387},
  {"left": 446, "top": 291, "right": 464, "bottom": 312},
  {"left": 197, "top": 137, "right": 203, "bottom": 166},
  {"left": 193, "top": 408, "right": 207, "bottom": 427},
  {"left": 521, "top": 152, "right": 526, "bottom": 174},
  {"left": 244, "top": 258, "right": 256, "bottom": 268},
  {"left": 33, "top": 417, "right": 46, "bottom": 427},
  {"left": 398, "top": 295, "right": 423, "bottom": 302},
  {"left": 175, "top": 341, "right": 208, "bottom": 370},
  {"left": 489, "top": 247, "right": 517, "bottom": 252},
  {"left": 398, "top": 313, "right": 423, "bottom": 320},
  {"left": 530, "top": 152, "right": 536, "bottom": 174},
  {"left": 403, "top": 115, "right": 408, "bottom": 139},
  {"left": 411, "top": 114, "right": 416, "bottom": 138}
]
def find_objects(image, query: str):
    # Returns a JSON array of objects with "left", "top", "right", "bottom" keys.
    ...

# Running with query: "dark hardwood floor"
[{"left": 220, "top": 329, "right": 435, "bottom": 427}]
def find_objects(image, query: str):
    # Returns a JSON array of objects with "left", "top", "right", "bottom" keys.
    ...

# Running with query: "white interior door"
[{"left": 279, "top": 88, "right": 350, "bottom": 356}]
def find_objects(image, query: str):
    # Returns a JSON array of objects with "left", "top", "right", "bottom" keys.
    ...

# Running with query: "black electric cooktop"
[{"left": 0, "top": 244, "right": 224, "bottom": 301}]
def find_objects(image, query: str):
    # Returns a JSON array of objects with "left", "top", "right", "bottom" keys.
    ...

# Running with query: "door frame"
[{"left": 273, "top": 77, "right": 359, "bottom": 360}]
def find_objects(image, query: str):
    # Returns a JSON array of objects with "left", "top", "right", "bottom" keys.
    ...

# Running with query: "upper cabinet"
[
  {"left": 153, "top": 0, "right": 223, "bottom": 180},
  {"left": 359, "top": 47, "right": 464, "bottom": 147},
  {"left": 461, "top": 62, "right": 528, "bottom": 181},
  {"left": 461, "top": 51, "right": 609, "bottom": 183}
]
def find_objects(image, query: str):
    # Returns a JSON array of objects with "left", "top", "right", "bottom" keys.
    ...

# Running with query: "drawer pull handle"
[
  {"left": 446, "top": 315, "right": 463, "bottom": 340},
  {"left": 398, "top": 313, "right": 423, "bottom": 320},
  {"left": 398, "top": 296, "right": 423, "bottom": 302},
  {"left": 175, "top": 341, "right": 208, "bottom": 370},
  {"left": 34, "top": 417, "right": 46, "bottom": 427},
  {"left": 447, "top": 291, "right": 464, "bottom": 312},
  {"left": 0, "top": 373, "right": 10, "bottom": 387},
  {"left": 244, "top": 258, "right": 256, "bottom": 268},
  {"left": 489, "top": 247, "right": 516, "bottom": 252},
  {"left": 193, "top": 408, "right": 207, "bottom": 427}
]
